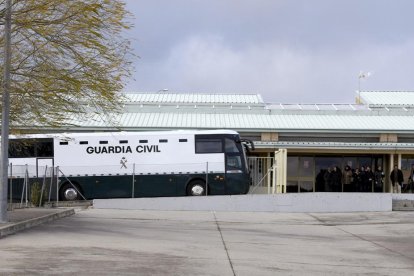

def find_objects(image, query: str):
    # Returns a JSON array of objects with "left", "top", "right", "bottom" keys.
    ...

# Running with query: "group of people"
[
  {"left": 316, "top": 165, "right": 385, "bottom": 192},
  {"left": 316, "top": 164, "right": 414, "bottom": 193}
]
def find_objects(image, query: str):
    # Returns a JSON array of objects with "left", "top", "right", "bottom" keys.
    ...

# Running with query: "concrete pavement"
[{"left": 0, "top": 209, "right": 414, "bottom": 275}]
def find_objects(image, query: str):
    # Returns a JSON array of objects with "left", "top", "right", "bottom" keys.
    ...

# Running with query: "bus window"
[
  {"left": 9, "top": 139, "right": 35, "bottom": 158},
  {"left": 36, "top": 140, "right": 53, "bottom": 157},
  {"left": 9, "top": 138, "right": 53, "bottom": 158},
  {"left": 225, "top": 138, "right": 239, "bottom": 153},
  {"left": 195, "top": 138, "right": 223, "bottom": 153},
  {"left": 227, "top": 155, "right": 242, "bottom": 170}
]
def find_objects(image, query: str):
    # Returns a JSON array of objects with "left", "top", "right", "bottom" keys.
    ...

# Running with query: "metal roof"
[
  {"left": 59, "top": 112, "right": 414, "bottom": 134},
  {"left": 254, "top": 141, "right": 414, "bottom": 151},
  {"left": 123, "top": 93, "right": 264, "bottom": 105},
  {"left": 16, "top": 92, "right": 414, "bottom": 135},
  {"left": 359, "top": 91, "right": 414, "bottom": 106}
]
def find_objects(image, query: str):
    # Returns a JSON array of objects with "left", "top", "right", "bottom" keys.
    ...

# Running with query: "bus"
[{"left": 8, "top": 130, "right": 254, "bottom": 200}]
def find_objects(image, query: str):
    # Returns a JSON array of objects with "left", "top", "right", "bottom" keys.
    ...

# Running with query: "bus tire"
[
  {"left": 186, "top": 180, "right": 206, "bottom": 196},
  {"left": 59, "top": 183, "right": 81, "bottom": 201}
]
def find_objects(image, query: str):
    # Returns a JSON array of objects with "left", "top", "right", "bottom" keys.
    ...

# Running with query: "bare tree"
[{"left": 0, "top": 0, "right": 134, "bottom": 129}]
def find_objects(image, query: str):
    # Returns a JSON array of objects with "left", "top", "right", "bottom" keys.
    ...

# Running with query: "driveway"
[{"left": 0, "top": 209, "right": 413, "bottom": 275}]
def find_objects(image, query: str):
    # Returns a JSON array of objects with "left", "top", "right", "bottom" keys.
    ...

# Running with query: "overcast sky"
[{"left": 123, "top": 0, "right": 414, "bottom": 103}]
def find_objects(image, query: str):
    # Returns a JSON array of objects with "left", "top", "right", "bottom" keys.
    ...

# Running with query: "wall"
[{"left": 94, "top": 193, "right": 392, "bottom": 212}]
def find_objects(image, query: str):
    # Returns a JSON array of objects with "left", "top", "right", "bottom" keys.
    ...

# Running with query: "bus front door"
[{"left": 225, "top": 153, "right": 248, "bottom": 194}]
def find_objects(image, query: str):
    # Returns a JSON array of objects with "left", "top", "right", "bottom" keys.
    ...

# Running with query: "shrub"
[{"left": 31, "top": 182, "right": 48, "bottom": 206}]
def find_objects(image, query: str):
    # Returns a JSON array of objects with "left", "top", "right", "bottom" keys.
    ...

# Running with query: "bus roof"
[{"left": 9, "top": 129, "right": 240, "bottom": 139}]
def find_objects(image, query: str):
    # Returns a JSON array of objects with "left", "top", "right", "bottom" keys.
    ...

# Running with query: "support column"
[
  {"left": 274, "top": 149, "right": 287, "bottom": 193},
  {"left": 397, "top": 154, "right": 402, "bottom": 169},
  {"left": 266, "top": 152, "right": 271, "bottom": 194}
]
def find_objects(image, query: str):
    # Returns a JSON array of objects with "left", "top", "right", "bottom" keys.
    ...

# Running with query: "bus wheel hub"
[
  {"left": 64, "top": 188, "right": 78, "bottom": 201},
  {"left": 191, "top": 185, "right": 204, "bottom": 196}
]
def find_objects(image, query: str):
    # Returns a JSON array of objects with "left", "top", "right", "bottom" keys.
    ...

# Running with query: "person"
[
  {"left": 365, "top": 166, "right": 374, "bottom": 192},
  {"left": 331, "top": 166, "right": 342, "bottom": 192},
  {"left": 390, "top": 165, "right": 403, "bottom": 193},
  {"left": 359, "top": 166, "right": 367, "bottom": 192},
  {"left": 324, "top": 167, "right": 333, "bottom": 192},
  {"left": 353, "top": 168, "right": 362, "bottom": 192},
  {"left": 316, "top": 169, "right": 326, "bottom": 192},
  {"left": 342, "top": 165, "right": 353, "bottom": 192},
  {"left": 374, "top": 166, "right": 385, "bottom": 193}
]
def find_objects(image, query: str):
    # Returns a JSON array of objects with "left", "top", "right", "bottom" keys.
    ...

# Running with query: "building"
[{"left": 17, "top": 91, "right": 414, "bottom": 193}]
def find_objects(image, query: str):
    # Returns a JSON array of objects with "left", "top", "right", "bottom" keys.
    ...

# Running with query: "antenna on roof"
[{"left": 357, "top": 71, "right": 372, "bottom": 103}]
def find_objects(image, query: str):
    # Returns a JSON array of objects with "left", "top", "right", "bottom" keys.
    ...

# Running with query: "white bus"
[{"left": 8, "top": 130, "right": 253, "bottom": 200}]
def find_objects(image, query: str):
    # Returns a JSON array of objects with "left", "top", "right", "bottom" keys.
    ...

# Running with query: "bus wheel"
[
  {"left": 187, "top": 180, "right": 206, "bottom": 196},
  {"left": 60, "top": 183, "right": 81, "bottom": 201}
]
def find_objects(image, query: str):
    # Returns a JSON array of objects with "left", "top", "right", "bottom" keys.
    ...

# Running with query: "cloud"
[
  {"left": 135, "top": 35, "right": 414, "bottom": 103},
  {"left": 123, "top": 0, "right": 414, "bottom": 102}
]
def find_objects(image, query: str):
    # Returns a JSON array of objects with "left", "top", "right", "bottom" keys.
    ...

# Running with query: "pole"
[
  {"left": 9, "top": 163, "right": 12, "bottom": 211},
  {"left": 56, "top": 166, "right": 59, "bottom": 206},
  {"left": 132, "top": 163, "right": 135, "bottom": 198},
  {"left": 205, "top": 162, "right": 208, "bottom": 196},
  {"left": 0, "top": 0, "right": 13, "bottom": 222},
  {"left": 25, "top": 165, "right": 28, "bottom": 207}
]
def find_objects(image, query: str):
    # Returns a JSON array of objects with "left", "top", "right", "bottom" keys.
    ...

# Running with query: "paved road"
[{"left": 1, "top": 209, "right": 414, "bottom": 275}]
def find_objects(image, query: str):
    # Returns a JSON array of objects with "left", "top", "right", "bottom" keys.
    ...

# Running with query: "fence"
[
  {"left": 7, "top": 161, "right": 226, "bottom": 208},
  {"left": 8, "top": 164, "right": 57, "bottom": 209},
  {"left": 247, "top": 150, "right": 287, "bottom": 194}
]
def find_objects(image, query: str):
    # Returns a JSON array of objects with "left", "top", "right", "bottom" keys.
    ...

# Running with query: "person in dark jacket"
[
  {"left": 324, "top": 167, "right": 333, "bottom": 192},
  {"left": 359, "top": 166, "right": 367, "bottom": 192},
  {"left": 331, "top": 166, "right": 342, "bottom": 192},
  {"left": 390, "top": 165, "right": 403, "bottom": 193},
  {"left": 374, "top": 166, "right": 385, "bottom": 193},
  {"left": 365, "top": 166, "right": 374, "bottom": 192},
  {"left": 316, "top": 169, "right": 326, "bottom": 192},
  {"left": 353, "top": 168, "right": 363, "bottom": 192}
]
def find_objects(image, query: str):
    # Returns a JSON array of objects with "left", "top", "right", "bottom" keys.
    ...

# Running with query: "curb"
[{"left": 0, "top": 209, "right": 75, "bottom": 239}]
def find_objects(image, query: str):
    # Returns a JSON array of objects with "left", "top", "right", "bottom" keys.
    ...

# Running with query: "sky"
[{"left": 123, "top": 0, "right": 414, "bottom": 103}]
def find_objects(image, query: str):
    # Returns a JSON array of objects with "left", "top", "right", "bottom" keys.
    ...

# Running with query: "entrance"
[{"left": 287, "top": 154, "right": 384, "bottom": 193}]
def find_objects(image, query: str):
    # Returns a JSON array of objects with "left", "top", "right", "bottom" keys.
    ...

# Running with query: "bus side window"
[
  {"left": 9, "top": 139, "right": 35, "bottom": 158},
  {"left": 36, "top": 140, "right": 53, "bottom": 157},
  {"left": 195, "top": 139, "right": 222, "bottom": 153}
]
